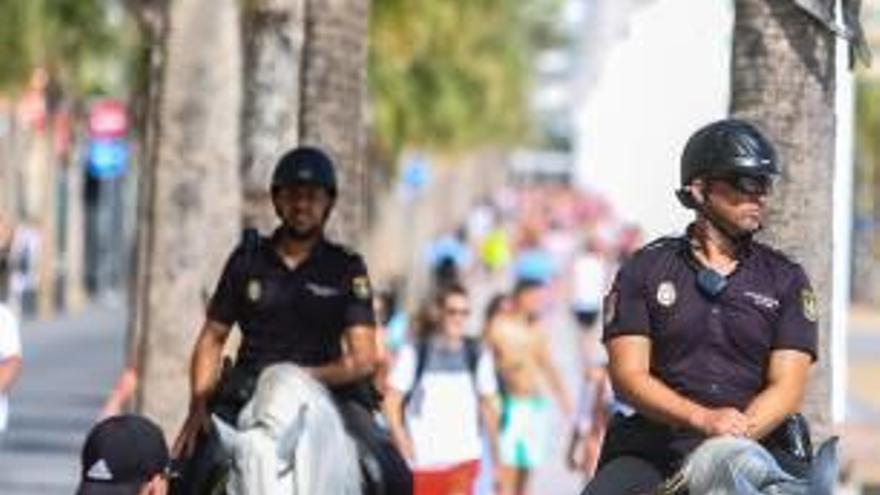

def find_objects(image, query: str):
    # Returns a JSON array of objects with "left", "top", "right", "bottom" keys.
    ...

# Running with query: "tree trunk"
[
  {"left": 299, "top": 0, "right": 370, "bottom": 245},
  {"left": 133, "top": 0, "right": 243, "bottom": 437},
  {"left": 241, "top": 0, "right": 306, "bottom": 232},
  {"left": 730, "top": 0, "right": 835, "bottom": 440}
]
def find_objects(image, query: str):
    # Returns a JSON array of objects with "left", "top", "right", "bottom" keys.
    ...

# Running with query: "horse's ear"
[
  {"left": 212, "top": 414, "right": 240, "bottom": 457},
  {"left": 809, "top": 436, "right": 839, "bottom": 495}
]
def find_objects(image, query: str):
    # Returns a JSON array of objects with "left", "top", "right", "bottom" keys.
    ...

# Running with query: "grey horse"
[{"left": 657, "top": 435, "right": 839, "bottom": 495}]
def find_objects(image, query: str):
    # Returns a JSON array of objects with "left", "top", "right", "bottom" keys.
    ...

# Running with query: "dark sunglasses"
[
  {"left": 444, "top": 307, "right": 471, "bottom": 317},
  {"left": 711, "top": 175, "right": 774, "bottom": 196}
]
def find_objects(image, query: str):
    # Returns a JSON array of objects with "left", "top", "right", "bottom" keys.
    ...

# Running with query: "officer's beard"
[
  {"left": 699, "top": 201, "right": 758, "bottom": 253},
  {"left": 280, "top": 224, "right": 322, "bottom": 241}
]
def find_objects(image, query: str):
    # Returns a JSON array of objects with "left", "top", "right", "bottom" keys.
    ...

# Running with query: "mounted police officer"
[
  {"left": 172, "top": 146, "right": 413, "bottom": 494},
  {"left": 582, "top": 119, "right": 818, "bottom": 494}
]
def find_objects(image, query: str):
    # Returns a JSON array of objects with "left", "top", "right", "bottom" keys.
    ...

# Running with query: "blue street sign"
[
  {"left": 400, "top": 154, "right": 431, "bottom": 196},
  {"left": 87, "top": 138, "right": 129, "bottom": 179}
]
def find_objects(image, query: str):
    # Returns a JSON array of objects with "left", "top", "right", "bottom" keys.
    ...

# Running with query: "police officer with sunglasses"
[{"left": 581, "top": 119, "right": 818, "bottom": 494}]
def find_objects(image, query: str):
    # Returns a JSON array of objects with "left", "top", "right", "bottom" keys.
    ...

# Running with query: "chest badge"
[
  {"left": 246, "top": 278, "right": 262, "bottom": 302},
  {"left": 656, "top": 281, "right": 677, "bottom": 307}
]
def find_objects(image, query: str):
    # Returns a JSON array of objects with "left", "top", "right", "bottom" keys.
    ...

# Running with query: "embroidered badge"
[
  {"left": 603, "top": 290, "right": 618, "bottom": 326},
  {"left": 246, "top": 278, "right": 262, "bottom": 302},
  {"left": 352, "top": 276, "right": 372, "bottom": 300},
  {"left": 656, "top": 281, "right": 677, "bottom": 307},
  {"left": 801, "top": 288, "right": 818, "bottom": 322}
]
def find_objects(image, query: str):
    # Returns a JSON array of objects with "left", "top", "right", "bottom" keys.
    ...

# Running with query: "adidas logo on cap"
[{"left": 86, "top": 459, "right": 114, "bottom": 481}]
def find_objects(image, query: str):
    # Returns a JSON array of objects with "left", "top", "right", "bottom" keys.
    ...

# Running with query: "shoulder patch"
[
  {"left": 801, "top": 288, "right": 818, "bottom": 323},
  {"left": 352, "top": 275, "right": 372, "bottom": 300}
]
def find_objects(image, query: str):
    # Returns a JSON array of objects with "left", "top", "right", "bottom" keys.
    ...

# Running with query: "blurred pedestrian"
[
  {"left": 0, "top": 212, "right": 22, "bottom": 438},
  {"left": 384, "top": 283, "right": 500, "bottom": 495},
  {"left": 485, "top": 279, "right": 573, "bottom": 495},
  {"left": 76, "top": 414, "right": 172, "bottom": 495}
]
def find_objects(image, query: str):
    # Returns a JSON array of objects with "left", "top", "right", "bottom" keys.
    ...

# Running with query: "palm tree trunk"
[
  {"left": 299, "top": 0, "right": 370, "bottom": 245},
  {"left": 241, "top": 0, "right": 306, "bottom": 232},
  {"left": 730, "top": 0, "right": 836, "bottom": 439},
  {"left": 132, "top": 0, "right": 243, "bottom": 436}
]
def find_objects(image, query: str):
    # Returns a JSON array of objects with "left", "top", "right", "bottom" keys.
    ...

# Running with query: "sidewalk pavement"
[{"left": 0, "top": 302, "right": 128, "bottom": 494}]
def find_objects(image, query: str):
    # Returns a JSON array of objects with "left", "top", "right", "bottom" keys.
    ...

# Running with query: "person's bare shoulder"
[{"left": 0, "top": 212, "right": 14, "bottom": 252}]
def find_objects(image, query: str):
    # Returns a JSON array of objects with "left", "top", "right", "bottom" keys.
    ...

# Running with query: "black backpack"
[{"left": 403, "top": 336, "right": 482, "bottom": 408}]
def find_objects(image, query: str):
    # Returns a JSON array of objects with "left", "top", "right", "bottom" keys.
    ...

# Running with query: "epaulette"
[
  {"left": 751, "top": 241, "right": 800, "bottom": 268},
  {"left": 323, "top": 239, "right": 361, "bottom": 260},
  {"left": 640, "top": 235, "right": 687, "bottom": 253},
  {"left": 241, "top": 227, "right": 262, "bottom": 253}
]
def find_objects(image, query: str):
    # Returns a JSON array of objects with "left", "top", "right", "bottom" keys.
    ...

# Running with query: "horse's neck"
[{"left": 238, "top": 364, "right": 361, "bottom": 495}]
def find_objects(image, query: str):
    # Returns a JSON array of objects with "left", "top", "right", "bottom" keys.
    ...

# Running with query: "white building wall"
[{"left": 573, "top": 0, "right": 733, "bottom": 238}]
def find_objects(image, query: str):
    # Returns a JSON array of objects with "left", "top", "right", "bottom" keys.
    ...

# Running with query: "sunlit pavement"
[
  {"left": 842, "top": 306, "right": 880, "bottom": 486},
  {"left": 0, "top": 302, "right": 127, "bottom": 494}
]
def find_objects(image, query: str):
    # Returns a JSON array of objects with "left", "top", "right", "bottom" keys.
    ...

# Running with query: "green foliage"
[
  {"left": 368, "top": 0, "right": 561, "bottom": 158},
  {"left": 0, "top": 0, "right": 134, "bottom": 96}
]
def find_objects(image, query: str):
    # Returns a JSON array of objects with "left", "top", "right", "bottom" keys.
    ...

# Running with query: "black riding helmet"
[
  {"left": 271, "top": 146, "right": 338, "bottom": 198},
  {"left": 676, "top": 119, "right": 779, "bottom": 209}
]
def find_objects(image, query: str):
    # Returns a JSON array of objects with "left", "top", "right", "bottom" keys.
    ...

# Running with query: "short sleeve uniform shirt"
[
  {"left": 207, "top": 232, "right": 376, "bottom": 370},
  {"left": 603, "top": 235, "right": 818, "bottom": 412}
]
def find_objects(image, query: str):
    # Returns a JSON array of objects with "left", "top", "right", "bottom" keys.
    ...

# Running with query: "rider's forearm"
[
  {"left": 308, "top": 352, "right": 377, "bottom": 386},
  {"left": 743, "top": 384, "right": 801, "bottom": 440},
  {"left": 189, "top": 320, "right": 229, "bottom": 407},
  {"left": 610, "top": 367, "right": 709, "bottom": 431},
  {"left": 0, "top": 356, "right": 22, "bottom": 394},
  {"left": 744, "top": 349, "right": 810, "bottom": 440},
  {"left": 381, "top": 390, "right": 407, "bottom": 436}
]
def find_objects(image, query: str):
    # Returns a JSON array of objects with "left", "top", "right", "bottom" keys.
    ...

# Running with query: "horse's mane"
[{"left": 221, "top": 363, "right": 362, "bottom": 495}]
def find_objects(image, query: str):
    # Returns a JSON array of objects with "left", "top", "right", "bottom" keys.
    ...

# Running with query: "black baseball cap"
[{"left": 76, "top": 415, "right": 170, "bottom": 495}]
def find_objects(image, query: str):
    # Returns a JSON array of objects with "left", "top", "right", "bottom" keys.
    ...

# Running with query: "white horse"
[
  {"left": 660, "top": 435, "right": 838, "bottom": 495},
  {"left": 212, "top": 363, "right": 362, "bottom": 495}
]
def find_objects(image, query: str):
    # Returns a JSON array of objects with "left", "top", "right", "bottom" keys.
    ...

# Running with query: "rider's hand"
[
  {"left": 173, "top": 401, "right": 211, "bottom": 459},
  {"left": 692, "top": 407, "right": 749, "bottom": 437},
  {"left": 391, "top": 433, "right": 414, "bottom": 463}
]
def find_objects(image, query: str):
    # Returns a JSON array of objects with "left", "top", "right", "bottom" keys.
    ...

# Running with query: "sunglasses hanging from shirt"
[
  {"left": 696, "top": 268, "right": 728, "bottom": 299},
  {"left": 680, "top": 239, "right": 730, "bottom": 300}
]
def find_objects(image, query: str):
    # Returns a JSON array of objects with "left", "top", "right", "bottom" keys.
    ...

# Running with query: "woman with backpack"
[{"left": 383, "top": 283, "right": 501, "bottom": 495}]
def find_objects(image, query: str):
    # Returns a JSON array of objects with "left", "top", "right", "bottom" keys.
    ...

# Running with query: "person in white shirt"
[
  {"left": 0, "top": 212, "right": 23, "bottom": 436},
  {"left": 384, "top": 283, "right": 500, "bottom": 495}
]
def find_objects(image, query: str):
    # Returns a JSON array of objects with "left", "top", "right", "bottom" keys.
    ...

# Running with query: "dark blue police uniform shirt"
[
  {"left": 207, "top": 231, "right": 376, "bottom": 369},
  {"left": 603, "top": 233, "right": 818, "bottom": 412}
]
